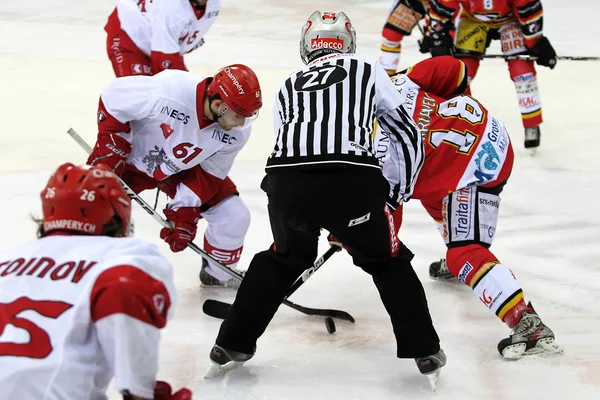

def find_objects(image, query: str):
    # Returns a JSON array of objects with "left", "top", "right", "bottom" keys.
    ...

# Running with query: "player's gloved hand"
[
  {"left": 327, "top": 232, "right": 344, "bottom": 249},
  {"left": 154, "top": 380, "right": 192, "bottom": 400},
  {"left": 160, "top": 207, "right": 202, "bottom": 252},
  {"left": 87, "top": 133, "right": 131, "bottom": 176},
  {"left": 527, "top": 36, "right": 557, "bottom": 69},
  {"left": 420, "top": 20, "right": 454, "bottom": 57}
]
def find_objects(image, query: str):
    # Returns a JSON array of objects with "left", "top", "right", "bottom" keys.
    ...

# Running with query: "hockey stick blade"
[
  {"left": 203, "top": 299, "right": 231, "bottom": 319},
  {"left": 456, "top": 54, "right": 600, "bottom": 61},
  {"left": 283, "top": 299, "right": 355, "bottom": 322},
  {"left": 203, "top": 298, "right": 355, "bottom": 323}
]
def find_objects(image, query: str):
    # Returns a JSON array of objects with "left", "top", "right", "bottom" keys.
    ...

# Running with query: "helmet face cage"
[{"left": 299, "top": 11, "right": 357, "bottom": 65}]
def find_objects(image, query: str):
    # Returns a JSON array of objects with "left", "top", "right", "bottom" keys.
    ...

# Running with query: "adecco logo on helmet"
[
  {"left": 311, "top": 38, "right": 344, "bottom": 50},
  {"left": 224, "top": 67, "right": 245, "bottom": 95}
]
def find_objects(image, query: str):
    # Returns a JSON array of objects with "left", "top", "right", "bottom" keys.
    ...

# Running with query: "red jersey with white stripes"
[
  {"left": 377, "top": 57, "right": 514, "bottom": 205},
  {"left": 0, "top": 235, "right": 176, "bottom": 400}
]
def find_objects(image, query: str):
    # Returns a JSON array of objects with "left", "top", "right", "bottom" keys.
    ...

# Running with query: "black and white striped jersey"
[{"left": 267, "top": 53, "right": 424, "bottom": 202}]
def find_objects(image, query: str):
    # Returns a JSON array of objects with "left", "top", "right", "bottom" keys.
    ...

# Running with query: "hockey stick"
[
  {"left": 406, "top": 0, "right": 426, "bottom": 37},
  {"left": 67, "top": 128, "right": 354, "bottom": 324},
  {"left": 202, "top": 245, "right": 352, "bottom": 321},
  {"left": 456, "top": 54, "right": 600, "bottom": 61}
]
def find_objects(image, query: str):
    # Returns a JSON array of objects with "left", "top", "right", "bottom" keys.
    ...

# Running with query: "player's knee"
[
  {"left": 382, "top": 28, "right": 404, "bottom": 44},
  {"left": 446, "top": 244, "right": 499, "bottom": 285}
]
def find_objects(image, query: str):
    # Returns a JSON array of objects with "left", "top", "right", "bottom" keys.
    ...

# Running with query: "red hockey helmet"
[
  {"left": 41, "top": 163, "right": 131, "bottom": 237},
  {"left": 207, "top": 64, "right": 262, "bottom": 118}
]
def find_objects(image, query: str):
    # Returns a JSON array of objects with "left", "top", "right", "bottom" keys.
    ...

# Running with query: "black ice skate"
[
  {"left": 428, "top": 259, "right": 455, "bottom": 281},
  {"left": 415, "top": 349, "right": 447, "bottom": 392},
  {"left": 199, "top": 259, "right": 242, "bottom": 289},
  {"left": 204, "top": 344, "right": 255, "bottom": 379},
  {"left": 524, "top": 126, "right": 541, "bottom": 150},
  {"left": 497, "top": 303, "right": 562, "bottom": 359}
]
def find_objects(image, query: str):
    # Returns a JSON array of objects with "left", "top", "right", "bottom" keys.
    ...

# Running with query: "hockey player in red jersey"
[
  {"left": 420, "top": 0, "right": 557, "bottom": 150},
  {"left": 379, "top": 0, "right": 429, "bottom": 75},
  {"left": 373, "top": 56, "right": 561, "bottom": 358},
  {"left": 0, "top": 163, "right": 191, "bottom": 400},
  {"left": 105, "top": 0, "right": 220, "bottom": 77},
  {"left": 87, "top": 64, "right": 262, "bottom": 288}
]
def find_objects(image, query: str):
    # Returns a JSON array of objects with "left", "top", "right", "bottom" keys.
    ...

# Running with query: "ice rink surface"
[{"left": 1, "top": 1, "right": 599, "bottom": 399}]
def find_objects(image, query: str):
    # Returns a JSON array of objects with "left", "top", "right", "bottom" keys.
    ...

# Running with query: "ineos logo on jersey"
[
  {"left": 294, "top": 65, "right": 347, "bottom": 92},
  {"left": 160, "top": 106, "right": 190, "bottom": 125},
  {"left": 212, "top": 129, "right": 238, "bottom": 144}
]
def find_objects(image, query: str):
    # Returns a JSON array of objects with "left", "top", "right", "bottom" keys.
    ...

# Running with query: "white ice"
[{"left": 1, "top": 1, "right": 599, "bottom": 399}]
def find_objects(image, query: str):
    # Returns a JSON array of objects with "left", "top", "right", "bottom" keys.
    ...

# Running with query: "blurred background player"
[
  {"left": 0, "top": 163, "right": 190, "bottom": 400},
  {"left": 379, "top": 0, "right": 428, "bottom": 75},
  {"left": 373, "top": 56, "right": 561, "bottom": 358},
  {"left": 105, "top": 0, "right": 220, "bottom": 76},
  {"left": 87, "top": 65, "right": 262, "bottom": 288},
  {"left": 206, "top": 11, "right": 446, "bottom": 390},
  {"left": 420, "top": 0, "right": 557, "bottom": 150}
]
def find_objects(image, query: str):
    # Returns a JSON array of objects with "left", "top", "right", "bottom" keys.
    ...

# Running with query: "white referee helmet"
[{"left": 300, "top": 11, "right": 357, "bottom": 65}]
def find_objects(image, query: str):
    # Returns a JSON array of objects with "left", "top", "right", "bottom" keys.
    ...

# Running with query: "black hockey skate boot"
[
  {"left": 428, "top": 259, "right": 455, "bottom": 281},
  {"left": 415, "top": 349, "right": 447, "bottom": 392},
  {"left": 524, "top": 126, "right": 541, "bottom": 149},
  {"left": 199, "top": 259, "right": 242, "bottom": 289},
  {"left": 204, "top": 344, "right": 255, "bottom": 379},
  {"left": 497, "top": 302, "right": 562, "bottom": 359}
]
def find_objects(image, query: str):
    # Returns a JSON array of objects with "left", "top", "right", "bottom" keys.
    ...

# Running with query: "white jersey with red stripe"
[
  {"left": 116, "top": 0, "right": 221, "bottom": 58},
  {"left": 99, "top": 69, "right": 251, "bottom": 208},
  {"left": 0, "top": 235, "right": 176, "bottom": 400}
]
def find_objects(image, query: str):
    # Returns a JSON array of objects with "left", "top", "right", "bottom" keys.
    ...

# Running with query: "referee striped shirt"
[{"left": 268, "top": 53, "right": 424, "bottom": 204}]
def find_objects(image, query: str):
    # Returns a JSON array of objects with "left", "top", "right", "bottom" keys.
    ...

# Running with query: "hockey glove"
[
  {"left": 87, "top": 133, "right": 132, "bottom": 176},
  {"left": 420, "top": 21, "right": 454, "bottom": 57},
  {"left": 153, "top": 381, "right": 192, "bottom": 400},
  {"left": 528, "top": 36, "right": 557, "bottom": 69},
  {"left": 160, "top": 207, "right": 202, "bottom": 252}
]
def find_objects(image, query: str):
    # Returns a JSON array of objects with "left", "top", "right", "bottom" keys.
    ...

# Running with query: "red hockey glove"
[
  {"left": 527, "top": 36, "right": 557, "bottom": 69},
  {"left": 87, "top": 133, "right": 132, "bottom": 176},
  {"left": 154, "top": 380, "right": 192, "bottom": 400},
  {"left": 327, "top": 232, "right": 351, "bottom": 254},
  {"left": 160, "top": 207, "right": 202, "bottom": 252}
]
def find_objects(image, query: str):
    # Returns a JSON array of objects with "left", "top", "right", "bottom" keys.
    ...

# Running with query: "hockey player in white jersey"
[
  {"left": 105, "top": 0, "right": 221, "bottom": 77},
  {"left": 87, "top": 64, "right": 262, "bottom": 288},
  {"left": 0, "top": 163, "right": 191, "bottom": 400}
]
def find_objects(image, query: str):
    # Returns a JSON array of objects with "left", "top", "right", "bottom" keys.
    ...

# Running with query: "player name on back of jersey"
[{"left": 0, "top": 257, "right": 97, "bottom": 283}]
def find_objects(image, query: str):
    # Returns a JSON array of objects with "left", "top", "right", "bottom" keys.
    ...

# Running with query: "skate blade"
[
  {"left": 429, "top": 274, "right": 457, "bottom": 282},
  {"left": 425, "top": 371, "right": 441, "bottom": 393},
  {"left": 502, "top": 337, "right": 563, "bottom": 360},
  {"left": 204, "top": 360, "right": 246, "bottom": 379}
]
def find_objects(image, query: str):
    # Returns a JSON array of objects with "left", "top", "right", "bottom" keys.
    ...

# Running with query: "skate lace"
[
  {"left": 439, "top": 259, "right": 449, "bottom": 273},
  {"left": 524, "top": 127, "right": 539, "bottom": 140},
  {"left": 512, "top": 312, "right": 541, "bottom": 337}
]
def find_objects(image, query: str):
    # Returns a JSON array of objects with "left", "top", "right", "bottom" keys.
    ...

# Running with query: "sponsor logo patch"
[
  {"left": 310, "top": 38, "right": 344, "bottom": 50},
  {"left": 457, "top": 261, "right": 473, "bottom": 284},
  {"left": 160, "top": 123, "right": 174, "bottom": 139},
  {"left": 348, "top": 212, "right": 371, "bottom": 227}
]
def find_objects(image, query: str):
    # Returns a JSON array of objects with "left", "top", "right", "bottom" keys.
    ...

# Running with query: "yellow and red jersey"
[
  {"left": 428, "top": 0, "right": 544, "bottom": 45},
  {"left": 377, "top": 57, "right": 514, "bottom": 205}
]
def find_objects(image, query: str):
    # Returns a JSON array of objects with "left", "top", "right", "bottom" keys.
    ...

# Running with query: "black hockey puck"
[{"left": 324, "top": 316, "right": 336, "bottom": 334}]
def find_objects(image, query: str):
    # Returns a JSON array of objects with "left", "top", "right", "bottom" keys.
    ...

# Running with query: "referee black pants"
[{"left": 215, "top": 167, "right": 440, "bottom": 358}]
